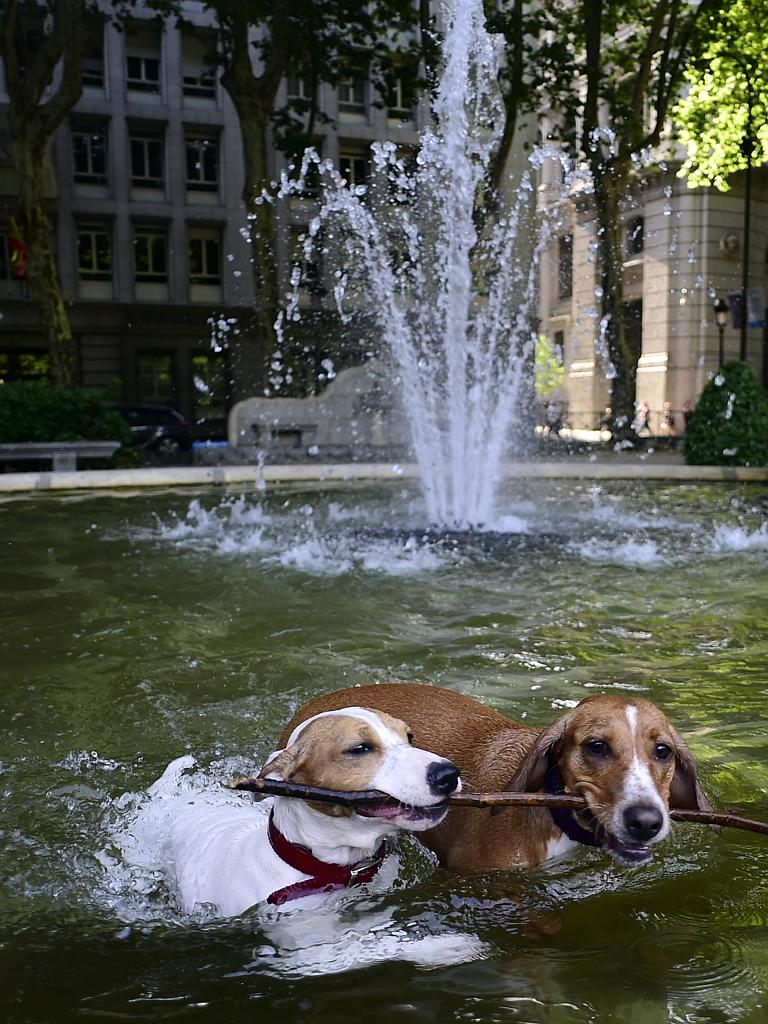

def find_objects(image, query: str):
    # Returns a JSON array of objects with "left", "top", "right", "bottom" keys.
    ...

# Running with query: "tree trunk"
[
  {"left": 1, "top": 0, "right": 84, "bottom": 388},
  {"left": 221, "top": 89, "right": 280, "bottom": 399},
  {"left": 11, "top": 131, "right": 79, "bottom": 387},
  {"left": 484, "top": 0, "right": 523, "bottom": 223},
  {"left": 218, "top": 4, "right": 289, "bottom": 400},
  {"left": 593, "top": 168, "right": 639, "bottom": 440}
]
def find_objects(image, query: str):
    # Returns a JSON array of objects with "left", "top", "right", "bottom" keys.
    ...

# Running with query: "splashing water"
[{"left": 272, "top": 0, "right": 558, "bottom": 529}]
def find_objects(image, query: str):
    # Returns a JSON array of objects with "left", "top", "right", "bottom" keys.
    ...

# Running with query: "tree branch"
[
  {"left": 580, "top": 0, "right": 603, "bottom": 159},
  {"left": 228, "top": 776, "right": 768, "bottom": 836},
  {"left": 633, "top": 0, "right": 713, "bottom": 155}
]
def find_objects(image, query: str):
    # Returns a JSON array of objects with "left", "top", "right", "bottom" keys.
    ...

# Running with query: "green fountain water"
[{"left": 2, "top": 478, "right": 768, "bottom": 1022}]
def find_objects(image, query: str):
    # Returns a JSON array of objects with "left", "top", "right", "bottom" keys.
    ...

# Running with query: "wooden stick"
[
  {"left": 227, "top": 777, "right": 586, "bottom": 809},
  {"left": 226, "top": 776, "right": 768, "bottom": 835}
]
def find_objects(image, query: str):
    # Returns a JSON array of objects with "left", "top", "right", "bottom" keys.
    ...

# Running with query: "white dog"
[{"left": 170, "top": 707, "right": 461, "bottom": 918}]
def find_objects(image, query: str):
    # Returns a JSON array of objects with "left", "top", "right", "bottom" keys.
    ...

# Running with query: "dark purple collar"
[
  {"left": 544, "top": 765, "right": 599, "bottom": 847},
  {"left": 266, "top": 811, "right": 388, "bottom": 906}
]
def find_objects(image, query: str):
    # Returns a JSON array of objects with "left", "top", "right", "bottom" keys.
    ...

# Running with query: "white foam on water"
[
  {"left": 485, "top": 513, "right": 531, "bottom": 534},
  {"left": 711, "top": 523, "right": 768, "bottom": 553},
  {"left": 149, "top": 497, "right": 273, "bottom": 556},
  {"left": 258, "top": 904, "right": 488, "bottom": 978},
  {"left": 574, "top": 537, "right": 667, "bottom": 568},
  {"left": 95, "top": 754, "right": 241, "bottom": 925},
  {"left": 142, "top": 496, "right": 458, "bottom": 577},
  {"left": 94, "top": 756, "right": 487, "bottom": 974}
]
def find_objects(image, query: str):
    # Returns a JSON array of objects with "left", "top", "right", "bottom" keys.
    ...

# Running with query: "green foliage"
[
  {"left": 0, "top": 381, "right": 131, "bottom": 445},
  {"left": 684, "top": 362, "right": 768, "bottom": 467},
  {"left": 151, "top": 0, "right": 424, "bottom": 161},
  {"left": 674, "top": 0, "right": 768, "bottom": 191},
  {"left": 535, "top": 334, "right": 565, "bottom": 396}
]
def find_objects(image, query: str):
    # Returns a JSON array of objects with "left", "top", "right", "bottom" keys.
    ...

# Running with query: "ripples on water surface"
[{"left": 2, "top": 479, "right": 768, "bottom": 1023}]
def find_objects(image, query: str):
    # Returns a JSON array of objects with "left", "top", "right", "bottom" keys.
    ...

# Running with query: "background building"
[
  {"left": 537, "top": 162, "right": 768, "bottom": 434},
  {"left": 0, "top": 8, "right": 425, "bottom": 437}
]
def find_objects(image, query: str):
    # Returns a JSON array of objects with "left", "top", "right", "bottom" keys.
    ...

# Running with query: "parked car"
[{"left": 113, "top": 404, "right": 193, "bottom": 455}]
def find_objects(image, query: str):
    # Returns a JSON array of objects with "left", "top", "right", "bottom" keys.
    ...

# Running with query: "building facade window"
[
  {"left": 286, "top": 73, "right": 311, "bottom": 101},
  {"left": 82, "top": 54, "right": 105, "bottom": 88},
  {"left": 626, "top": 217, "right": 644, "bottom": 256},
  {"left": 183, "top": 69, "right": 215, "bottom": 98},
  {"left": 192, "top": 351, "right": 227, "bottom": 432},
  {"left": 129, "top": 129, "right": 164, "bottom": 189},
  {"left": 81, "top": 22, "right": 105, "bottom": 88},
  {"left": 188, "top": 229, "right": 221, "bottom": 284},
  {"left": 290, "top": 226, "right": 322, "bottom": 296},
  {"left": 77, "top": 225, "right": 112, "bottom": 280},
  {"left": 558, "top": 234, "right": 573, "bottom": 301},
  {"left": 386, "top": 75, "right": 415, "bottom": 121},
  {"left": 137, "top": 352, "right": 175, "bottom": 404},
  {"left": 185, "top": 135, "right": 219, "bottom": 191},
  {"left": 0, "top": 351, "right": 51, "bottom": 382},
  {"left": 553, "top": 329, "right": 565, "bottom": 364},
  {"left": 338, "top": 64, "right": 367, "bottom": 115},
  {"left": 126, "top": 53, "right": 160, "bottom": 93},
  {"left": 181, "top": 32, "right": 215, "bottom": 99},
  {"left": 133, "top": 227, "right": 167, "bottom": 282},
  {"left": 339, "top": 151, "right": 369, "bottom": 188},
  {"left": 72, "top": 126, "right": 107, "bottom": 184}
]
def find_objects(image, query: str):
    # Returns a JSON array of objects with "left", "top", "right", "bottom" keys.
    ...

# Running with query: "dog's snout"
[
  {"left": 426, "top": 760, "right": 460, "bottom": 797},
  {"left": 623, "top": 804, "right": 664, "bottom": 842}
]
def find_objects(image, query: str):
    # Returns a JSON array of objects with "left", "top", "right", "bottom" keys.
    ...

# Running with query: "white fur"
[
  {"left": 170, "top": 709, "right": 459, "bottom": 918},
  {"left": 544, "top": 833, "right": 578, "bottom": 860},
  {"left": 612, "top": 705, "right": 670, "bottom": 843}
]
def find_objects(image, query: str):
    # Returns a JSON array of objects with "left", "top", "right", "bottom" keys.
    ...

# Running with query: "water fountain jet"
[{"left": 266, "top": 0, "right": 558, "bottom": 532}]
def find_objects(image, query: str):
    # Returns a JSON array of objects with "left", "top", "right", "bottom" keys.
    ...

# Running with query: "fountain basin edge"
[{"left": 1, "top": 460, "right": 766, "bottom": 494}]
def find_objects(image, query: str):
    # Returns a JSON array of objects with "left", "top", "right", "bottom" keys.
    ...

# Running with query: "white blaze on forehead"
[
  {"left": 616, "top": 704, "right": 669, "bottom": 839},
  {"left": 626, "top": 705, "right": 638, "bottom": 738},
  {"left": 285, "top": 707, "right": 401, "bottom": 748}
]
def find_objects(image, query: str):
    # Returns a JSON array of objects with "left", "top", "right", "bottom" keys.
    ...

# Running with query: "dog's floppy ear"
[
  {"left": 669, "top": 728, "right": 713, "bottom": 813},
  {"left": 491, "top": 716, "right": 569, "bottom": 814},
  {"left": 256, "top": 744, "right": 303, "bottom": 782}
]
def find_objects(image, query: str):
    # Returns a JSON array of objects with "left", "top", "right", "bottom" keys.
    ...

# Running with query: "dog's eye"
[
  {"left": 345, "top": 742, "right": 374, "bottom": 757},
  {"left": 585, "top": 739, "right": 611, "bottom": 757},
  {"left": 654, "top": 742, "right": 673, "bottom": 761}
]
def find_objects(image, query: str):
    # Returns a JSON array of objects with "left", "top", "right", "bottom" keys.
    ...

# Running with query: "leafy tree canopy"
[
  {"left": 534, "top": 334, "right": 565, "bottom": 396},
  {"left": 674, "top": 0, "right": 768, "bottom": 191},
  {"left": 152, "top": 0, "right": 423, "bottom": 160}
]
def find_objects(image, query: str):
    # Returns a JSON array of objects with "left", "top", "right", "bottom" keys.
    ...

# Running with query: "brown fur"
[{"left": 282, "top": 684, "right": 711, "bottom": 872}]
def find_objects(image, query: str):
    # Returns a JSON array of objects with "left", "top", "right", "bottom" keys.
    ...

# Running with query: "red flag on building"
[{"left": 7, "top": 215, "right": 27, "bottom": 279}]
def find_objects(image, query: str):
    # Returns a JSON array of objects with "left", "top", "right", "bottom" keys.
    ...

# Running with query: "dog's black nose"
[
  {"left": 623, "top": 804, "right": 664, "bottom": 842},
  {"left": 427, "top": 761, "right": 460, "bottom": 797}
]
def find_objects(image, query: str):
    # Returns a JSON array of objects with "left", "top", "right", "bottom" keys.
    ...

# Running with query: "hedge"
[
  {"left": 684, "top": 362, "right": 768, "bottom": 467},
  {"left": 0, "top": 380, "right": 131, "bottom": 445}
]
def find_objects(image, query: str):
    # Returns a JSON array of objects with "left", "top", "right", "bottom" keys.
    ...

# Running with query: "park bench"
[{"left": 0, "top": 441, "right": 121, "bottom": 472}]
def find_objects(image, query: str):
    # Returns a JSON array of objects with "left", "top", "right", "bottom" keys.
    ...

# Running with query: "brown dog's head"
[{"left": 502, "top": 695, "right": 711, "bottom": 866}]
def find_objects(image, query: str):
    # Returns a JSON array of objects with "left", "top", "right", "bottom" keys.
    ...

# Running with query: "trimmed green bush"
[
  {"left": 0, "top": 380, "right": 132, "bottom": 445},
  {"left": 684, "top": 362, "right": 768, "bottom": 467}
]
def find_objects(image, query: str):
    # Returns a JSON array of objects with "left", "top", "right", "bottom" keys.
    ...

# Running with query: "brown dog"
[{"left": 282, "top": 684, "right": 712, "bottom": 873}]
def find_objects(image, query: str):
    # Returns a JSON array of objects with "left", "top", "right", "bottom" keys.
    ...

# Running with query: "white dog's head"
[{"left": 259, "top": 707, "right": 461, "bottom": 833}]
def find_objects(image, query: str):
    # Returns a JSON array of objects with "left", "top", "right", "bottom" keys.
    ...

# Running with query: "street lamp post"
[
  {"left": 714, "top": 298, "right": 729, "bottom": 367},
  {"left": 732, "top": 58, "right": 757, "bottom": 363}
]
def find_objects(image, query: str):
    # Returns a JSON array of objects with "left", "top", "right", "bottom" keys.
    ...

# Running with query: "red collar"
[{"left": 266, "top": 810, "right": 388, "bottom": 906}]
